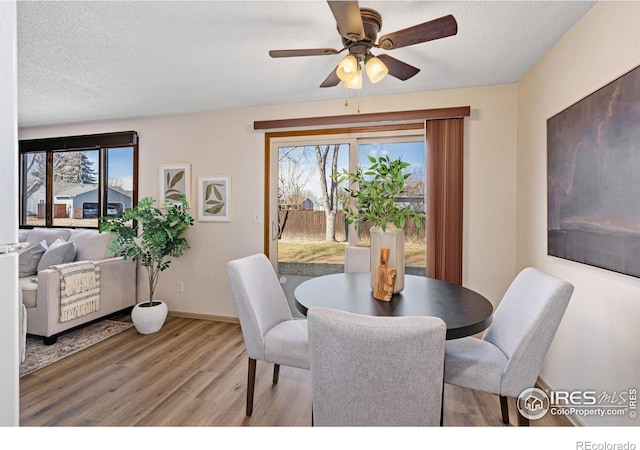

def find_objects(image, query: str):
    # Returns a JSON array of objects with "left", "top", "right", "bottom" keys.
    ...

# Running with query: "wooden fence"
[
  {"left": 279, "top": 210, "right": 347, "bottom": 241},
  {"left": 278, "top": 210, "right": 426, "bottom": 244},
  {"left": 38, "top": 203, "right": 68, "bottom": 219}
]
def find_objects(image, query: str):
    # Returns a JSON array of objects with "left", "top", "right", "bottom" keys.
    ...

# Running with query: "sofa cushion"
[
  {"left": 18, "top": 229, "right": 29, "bottom": 242},
  {"left": 19, "top": 277, "right": 38, "bottom": 308},
  {"left": 69, "top": 228, "right": 115, "bottom": 261},
  {"left": 26, "top": 228, "right": 72, "bottom": 246},
  {"left": 37, "top": 237, "right": 77, "bottom": 272},
  {"left": 18, "top": 240, "right": 47, "bottom": 277}
]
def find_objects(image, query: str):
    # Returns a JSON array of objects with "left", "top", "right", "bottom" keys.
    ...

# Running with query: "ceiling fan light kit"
[
  {"left": 269, "top": 1, "right": 458, "bottom": 90},
  {"left": 345, "top": 67, "right": 363, "bottom": 90},
  {"left": 337, "top": 54, "right": 359, "bottom": 82},
  {"left": 364, "top": 56, "right": 388, "bottom": 84}
]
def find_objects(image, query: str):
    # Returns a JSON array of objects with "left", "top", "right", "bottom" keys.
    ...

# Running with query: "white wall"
[
  {"left": 516, "top": 1, "right": 640, "bottom": 426},
  {"left": 0, "top": 0, "right": 20, "bottom": 426},
  {"left": 12, "top": 0, "right": 639, "bottom": 429},
  {"left": 19, "top": 84, "right": 518, "bottom": 320}
]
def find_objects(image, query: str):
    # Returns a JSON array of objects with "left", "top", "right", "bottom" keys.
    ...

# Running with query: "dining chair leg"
[
  {"left": 517, "top": 408, "right": 530, "bottom": 426},
  {"left": 246, "top": 358, "right": 257, "bottom": 416},
  {"left": 500, "top": 395, "right": 510, "bottom": 425},
  {"left": 273, "top": 364, "right": 280, "bottom": 384},
  {"left": 440, "top": 383, "right": 445, "bottom": 426}
]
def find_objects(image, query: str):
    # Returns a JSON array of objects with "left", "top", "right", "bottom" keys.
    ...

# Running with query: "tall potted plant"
[
  {"left": 337, "top": 155, "right": 426, "bottom": 293},
  {"left": 99, "top": 196, "right": 194, "bottom": 334}
]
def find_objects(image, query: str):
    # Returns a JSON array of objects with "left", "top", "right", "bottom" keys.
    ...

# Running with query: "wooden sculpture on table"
[{"left": 373, "top": 247, "right": 397, "bottom": 301}]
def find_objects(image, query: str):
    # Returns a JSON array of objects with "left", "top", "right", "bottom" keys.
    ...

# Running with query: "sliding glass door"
[
  {"left": 355, "top": 138, "right": 426, "bottom": 274},
  {"left": 268, "top": 131, "right": 425, "bottom": 278},
  {"left": 271, "top": 139, "right": 352, "bottom": 278}
]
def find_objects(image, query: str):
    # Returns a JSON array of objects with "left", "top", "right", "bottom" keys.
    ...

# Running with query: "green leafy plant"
[
  {"left": 99, "top": 196, "right": 194, "bottom": 306},
  {"left": 336, "top": 155, "right": 426, "bottom": 231}
]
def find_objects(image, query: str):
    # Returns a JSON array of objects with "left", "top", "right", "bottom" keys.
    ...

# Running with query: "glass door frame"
[{"left": 266, "top": 127, "right": 426, "bottom": 272}]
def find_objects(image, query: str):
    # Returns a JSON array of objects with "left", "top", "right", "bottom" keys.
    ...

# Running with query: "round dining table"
[{"left": 294, "top": 272, "right": 493, "bottom": 340}]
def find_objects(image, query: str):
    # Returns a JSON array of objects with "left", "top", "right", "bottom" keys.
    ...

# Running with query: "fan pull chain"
[{"left": 343, "top": 83, "right": 360, "bottom": 113}]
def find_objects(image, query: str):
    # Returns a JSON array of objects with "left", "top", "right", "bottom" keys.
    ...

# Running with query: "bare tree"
[
  {"left": 24, "top": 153, "right": 45, "bottom": 199},
  {"left": 407, "top": 165, "right": 425, "bottom": 184},
  {"left": 24, "top": 151, "right": 98, "bottom": 202},
  {"left": 277, "top": 147, "right": 315, "bottom": 239},
  {"left": 315, "top": 144, "right": 340, "bottom": 241},
  {"left": 53, "top": 152, "right": 97, "bottom": 183},
  {"left": 278, "top": 147, "right": 314, "bottom": 210},
  {"left": 277, "top": 144, "right": 341, "bottom": 241},
  {"left": 108, "top": 178, "right": 125, "bottom": 188}
]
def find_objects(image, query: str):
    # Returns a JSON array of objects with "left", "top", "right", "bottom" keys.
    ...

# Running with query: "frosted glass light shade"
[
  {"left": 365, "top": 56, "right": 388, "bottom": 83},
  {"left": 345, "top": 67, "right": 362, "bottom": 89},
  {"left": 337, "top": 55, "right": 358, "bottom": 82}
]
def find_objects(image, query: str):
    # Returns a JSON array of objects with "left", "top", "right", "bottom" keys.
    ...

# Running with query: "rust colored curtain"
[{"left": 426, "top": 118, "right": 464, "bottom": 285}]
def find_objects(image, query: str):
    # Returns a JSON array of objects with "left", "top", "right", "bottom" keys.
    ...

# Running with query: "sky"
[
  {"left": 359, "top": 141, "right": 425, "bottom": 167},
  {"left": 280, "top": 141, "right": 425, "bottom": 202},
  {"left": 86, "top": 146, "right": 134, "bottom": 190}
]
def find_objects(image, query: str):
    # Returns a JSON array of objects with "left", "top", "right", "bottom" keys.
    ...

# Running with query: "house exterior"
[
  {"left": 300, "top": 198, "right": 314, "bottom": 211},
  {"left": 280, "top": 197, "right": 315, "bottom": 211},
  {"left": 26, "top": 182, "right": 132, "bottom": 219},
  {"left": 72, "top": 185, "right": 132, "bottom": 218}
]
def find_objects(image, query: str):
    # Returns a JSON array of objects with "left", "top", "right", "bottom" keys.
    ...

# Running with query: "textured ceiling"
[{"left": 17, "top": 0, "right": 596, "bottom": 127}]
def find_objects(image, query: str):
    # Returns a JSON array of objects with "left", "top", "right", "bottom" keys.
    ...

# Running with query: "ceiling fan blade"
[
  {"left": 327, "top": 0, "right": 365, "bottom": 42},
  {"left": 377, "top": 14, "right": 458, "bottom": 50},
  {"left": 269, "top": 48, "right": 339, "bottom": 58},
  {"left": 320, "top": 66, "right": 341, "bottom": 88},
  {"left": 377, "top": 54, "right": 420, "bottom": 81}
]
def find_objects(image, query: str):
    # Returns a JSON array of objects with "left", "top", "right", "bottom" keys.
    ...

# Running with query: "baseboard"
[
  {"left": 167, "top": 310, "right": 239, "bottom": 324},
  {"left": 537, "top": 376, "right": 585, "bottom": 427}
]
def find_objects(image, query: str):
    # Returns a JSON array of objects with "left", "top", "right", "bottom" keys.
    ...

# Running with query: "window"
[
  {"left": 271, "top": 130, "right": 426, "bottom": 278},
  {"left": 19, "top": 131, "right": 138, "bottom": 228},
  {"left": 355, "top": 139, "right": 425, "bottom": 264},
  {"left": 263, "top": 116, "right": 466, "bottom": 285}
]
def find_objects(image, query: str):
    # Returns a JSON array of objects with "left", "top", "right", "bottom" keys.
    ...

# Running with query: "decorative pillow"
[
  {"left": 18, "top": 240, "right": 47, "bottom": 278},
  {"left": 37, "top": 237, "right": 77, "bottom": 272},
  {"left": 25, "top": 228, "right": 72, "bottom": 246}
]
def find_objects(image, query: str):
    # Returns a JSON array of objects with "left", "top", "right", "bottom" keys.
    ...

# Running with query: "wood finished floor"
[{"left": 20, "top": 315, "right": 572, "bottom": 427}]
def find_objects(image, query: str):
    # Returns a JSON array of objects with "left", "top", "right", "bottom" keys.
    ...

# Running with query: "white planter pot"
[
  {"left": 131, "top": 300, "right": 168, "bottom": 334},
  {"left": 370, "top": 224, "right": 405, "bottom": 293}
]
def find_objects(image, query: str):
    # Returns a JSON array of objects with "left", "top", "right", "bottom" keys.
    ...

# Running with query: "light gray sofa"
[{"left": 18, "top": 227, "right": 137, "bottom": 344}]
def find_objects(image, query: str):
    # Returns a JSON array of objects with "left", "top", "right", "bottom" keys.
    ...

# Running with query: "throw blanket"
[{"left": 53, "top": 262, "right": 101, "bottom": 322}]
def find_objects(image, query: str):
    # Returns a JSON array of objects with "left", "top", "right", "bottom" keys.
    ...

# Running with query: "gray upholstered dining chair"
[
  {"left": 308, "top": 306, "right": 446, "bottom": 426},
  {"left": 344, "top": 246, "right": 370, "bottom": 273},
  {"left": 227, "top": 253, "right": 310, "bottom": 416},
  {"left": 444, "top": 267, "right": 574, "bottom": 426}
]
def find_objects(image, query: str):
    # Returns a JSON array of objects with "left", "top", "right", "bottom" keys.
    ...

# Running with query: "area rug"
[{"left": 20, "top": 319, "right": 133, "bottom": 377}]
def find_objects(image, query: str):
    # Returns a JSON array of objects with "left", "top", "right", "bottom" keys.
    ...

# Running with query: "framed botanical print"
[
  {"left": 159, "top": 163, "right": 191, "bottom": 205},
  {"left": 198, "top": 175, "right": 231, "bottom": 222}
]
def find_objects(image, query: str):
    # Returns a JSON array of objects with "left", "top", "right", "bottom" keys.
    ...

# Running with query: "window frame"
[
  {"left": 18, "top": 131, "right": 138, "bottom": 229},
  {"left": 272, "top": 131, "right": 425, "bottom": 248},
  {"left": 263, "top": 117, "right": 465, "bottom": 285}
]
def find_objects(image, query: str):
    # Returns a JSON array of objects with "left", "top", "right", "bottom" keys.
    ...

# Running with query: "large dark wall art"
[{"left": 548, "top": 65, "right": 640, "bottom": 277}]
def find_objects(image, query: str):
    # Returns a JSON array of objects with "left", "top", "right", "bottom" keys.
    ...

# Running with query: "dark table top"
[{"left": 294, "top": 273, "right": 493, "bottom": 340}]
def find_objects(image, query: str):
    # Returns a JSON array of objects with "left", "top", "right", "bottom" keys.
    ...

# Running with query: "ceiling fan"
[{"left": 268, "top": 1, "right": 458, "bottom": 88}]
